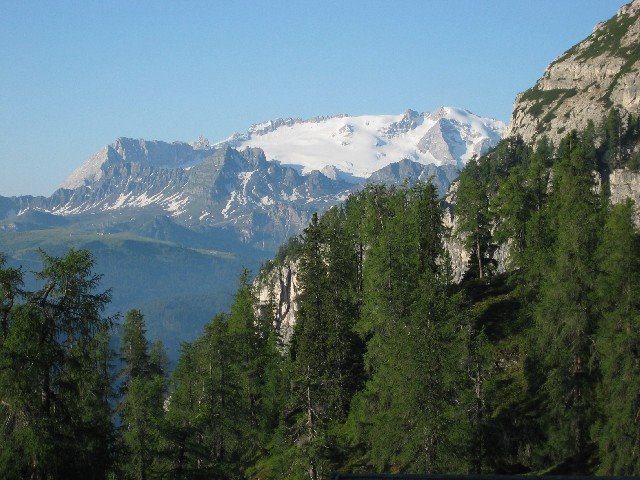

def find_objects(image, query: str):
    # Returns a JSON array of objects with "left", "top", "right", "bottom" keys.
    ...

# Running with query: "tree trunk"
[
  {"left": 476, "top": 237, "right": 484, "bottom": 279},
  {"left": 306, "top": 366, "right": 318, "bottom": 480}
]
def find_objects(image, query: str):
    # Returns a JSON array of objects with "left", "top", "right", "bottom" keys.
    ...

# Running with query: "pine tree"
[
  {"left": 533, "top": 140, "right": 601, "bottom": 466},
  {"left": 0, "top": 253, "right": 23, "bottom": 339},
  {"left": 118, "top": 309, "right": 166, "bottom": 480},
  {"left": 289, "top": 212, "right": 332, "bottom": 480},
  {"left": 320, "top": 206, "right": 364, "bottom": 422},
  {"left": 604, "top": 108, "right": 623, "bottom": 169},
  {"left": 227, "top": 270, "right": 285, "bottom": 472},
  {"left": 160, "top": 342, "right": 202, "bottom": 478},
  {"left": 594, "top": 200, "right": 640, "bottom": 474},
  {"left": 0, "top": 249, "right": 115, "bottom": 479},
  {"left": 349, "top": 183, "right": 467, "bottom": 473},
  {"left": 456, "top": 159, "right": 493, "bottom": 279},
  {"left": 120, "top": 309, "right": 151, "bottom": 389}
]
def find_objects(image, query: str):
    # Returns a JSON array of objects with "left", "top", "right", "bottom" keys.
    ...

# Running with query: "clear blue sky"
[{"left": 0, "top": 0, "right": 625, "bottom": 196}]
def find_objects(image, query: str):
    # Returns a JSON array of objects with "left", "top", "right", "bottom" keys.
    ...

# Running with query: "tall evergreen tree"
[
  {"left": 456, "top": 159, "right": 493, "bottom": 279},
  {"left": 289, "top": 212, "right": 332, "bottom": 480},
  {"left": 594, "top": 200, "right": 640, "bottom": 474},
  {"left": 0, "top": 254, "right": 23, "bottom": 340},
  {"left": 350, "top": 183, "right": 467, "bottom": 473},
  {"left": 604, "top": 108, "right": 623, "bottom": 169},
  {"left": 532, "top": 139, "right": 601, "bottom": 466},
  {"left": 120, "top": 309, "right": 151, "bottom": 388},
  {"left": 227, "top": 270, "right": 285, "bottom": 473},
  {"left": 162, "top": 315, "right": 244, "bottom": 479},
  {"left": 0, "top": 249, "right": 115, "bottom": 480},
  {"left": 160, "top": 342, "right": 203, "bottom": 478},
  {"left": 118, "top": 309, "right": 166, "bottom": 480}
]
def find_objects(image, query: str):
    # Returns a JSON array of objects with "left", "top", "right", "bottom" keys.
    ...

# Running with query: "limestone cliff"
[
  {"left": 255, "top": 260, "right": 299, "bottom": 344},
  {"left": 508, "top": 0, "right": 640, "bottom": 146}
]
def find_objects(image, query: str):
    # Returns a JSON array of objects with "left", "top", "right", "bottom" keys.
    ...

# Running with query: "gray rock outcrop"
[{"left": 508, "top": 0, "right": 640, "bottom": 146}]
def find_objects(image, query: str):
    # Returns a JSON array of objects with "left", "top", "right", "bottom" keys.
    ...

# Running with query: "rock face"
[
  {"left": 366, "top": 159, "right": 459, "bottom": 195},
  {"left": 62, "top": 138, "right": 213, "bottom": 189},
  {"left": 1, "top": 144, "right": 466, "bottom": 251},
  {"left": 255, "top": 261, "right": 299, "bottom": 344},
  {"left": 508, "top": 0, "right": 640, "bottom": 146},
  {"left": 610, "top": 168, "right": 640, "bottom": 221}
]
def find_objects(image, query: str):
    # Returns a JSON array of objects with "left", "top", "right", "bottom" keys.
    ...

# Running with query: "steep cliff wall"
[
  {"left": 508, "top": 0, "right": 640, "bottom": 146},
  {"left": 255, "top": 260, "right": 300, "bottom": 344}
]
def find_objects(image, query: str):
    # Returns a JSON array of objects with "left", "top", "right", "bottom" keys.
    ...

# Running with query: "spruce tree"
[
  {"left": 350, "top": 183, "right": 467, "bottom": 473},
  {"left": 0, "top": 249, "right": 115, "bottom": 479},
  {"left": 533, "top": 139, "right": 601, "bottom": 466},
  {"left": 594, "top": 200, "right": 640, "bottom": 474},
  {"left": 160, "top": 342, "right": 202, "bottom": 478},
  {"left": 0, "top": 253, "right": 23, "bottom": 339},
  {"left": 456, "top": 159, "right": 493, "bottom": 279},
  {"left": 118, "top": 309, "right": 166, "bottom": 480},
  {"left": 227, "top": 270, "right": 285, "bottom": 472},
  {"left": 120, "top": 309, "right": 151, "bottom": 388},
  {"left": 289, "top": 212, "right": 332, "bottom": 480}
]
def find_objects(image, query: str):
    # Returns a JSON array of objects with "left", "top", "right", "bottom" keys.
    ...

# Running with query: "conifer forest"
[{"left": 3, "top": 112, "right": 640, "bottom": 479}]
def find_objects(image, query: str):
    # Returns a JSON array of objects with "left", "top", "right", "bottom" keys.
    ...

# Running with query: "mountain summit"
[
  {"left": 24, "top": 106, "right": 503, "bottom": 251},
  {"left": 220, "top": 107, "right": 505, "bottom": 180},
  {"left": 0, "top": 106, "right": 502, "bottom": 355},
  {"left": 508, "top": 0, "right": 640, "bottom": 145},
  {"left": 62, "top": 107, "right": 504, "bottom": 192}
]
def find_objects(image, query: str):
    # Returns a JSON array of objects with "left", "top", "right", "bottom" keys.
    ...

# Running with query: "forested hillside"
[
  {"left": 3, "top": 110, "right": 640, "bottom": 479},
  {"left": 3, "top": 1, "right": 640, "bottom": 477}
]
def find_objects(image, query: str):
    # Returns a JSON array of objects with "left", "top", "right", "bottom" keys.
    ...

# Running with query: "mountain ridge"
[{"left": 508, "top": 0, "right": 640, "bottom": 145}]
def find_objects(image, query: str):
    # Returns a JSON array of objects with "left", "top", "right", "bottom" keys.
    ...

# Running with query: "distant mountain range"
[
  {"left": 221, "top": 106, "right": 504, "bottom": 178},
  {"left": 2, "top": 106, "right": 504, "bottom": 250},
  {"left": 0, "top": 106, "right": 504, "bottom": 356}
]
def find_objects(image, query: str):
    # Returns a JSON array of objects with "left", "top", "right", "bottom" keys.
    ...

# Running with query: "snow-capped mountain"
[
  {"left": 1, "top": 107, "right": 503, "bottom": 250},
  {"left": 62, "top": 136, "right": 214, "bottom": 190},
  {"left": 220, "top": 107, "right": 504, "bottom": 179},
  {"left": 0, "top": 106, "right": 503, "bottom": 357}
]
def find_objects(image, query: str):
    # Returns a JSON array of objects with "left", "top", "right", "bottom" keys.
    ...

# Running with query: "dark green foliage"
[
  {"left": 456, "top": 137, "right": 533, "bottom": 280},
  {"left": 160, "top": 272, "right": 286, "bottom": 479},
  {"left": 456, "top": 159, "right": 494, "bottom": 279},
  {"left": 159, "top": 315, "right": 246, "bottom": 478},
  {"left": 531, "top": 143, "right": 602, "bottom": 466},
  {"left": 0, "top": 249, "right": 115, "bottom": 480},
  {"left": 6, "top": 111, "right": 640, "bottom": 479},
  {"left": 593, "top": 200, "right": 640, "bottom": 474},
  {"left": 120, "top": 310, "right": 152, "bottom": 386},
  {"left": 284, "top": 209, "right": 364, "bottom": 479},
  {"left": 117, "top": 309, "right": 167, "bottom": 480},
  {"left": 350, "top": 183, "right": 467, "bottom": 473}
]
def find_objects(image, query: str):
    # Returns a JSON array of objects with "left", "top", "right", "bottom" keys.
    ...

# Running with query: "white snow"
[
  {"left": 163, "top": 193, "right": 189, "bottom": 215},
  {"left": 50, "top": 107, "right": 505, "bottom": 219},
  {"left": 61, "top": 107, "right": 504, "bottom": 193},
  {"left": 221, "top": 191, "right": 237, "bottom": 218},
  {"left": 223, "top": 107, "right": 505, "bottom": 179}
]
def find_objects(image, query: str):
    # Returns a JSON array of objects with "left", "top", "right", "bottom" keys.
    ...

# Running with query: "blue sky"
[{"left": 0, "top": 0, "right": 625, "bottom": 196}]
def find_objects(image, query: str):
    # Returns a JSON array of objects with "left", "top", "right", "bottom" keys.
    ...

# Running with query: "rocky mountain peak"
[
  {"left": 507, "top": 0, "right": 640, "bottom": 146},
  {"left": 192, "top": 135, "right": 211, "bottom": 150}
]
